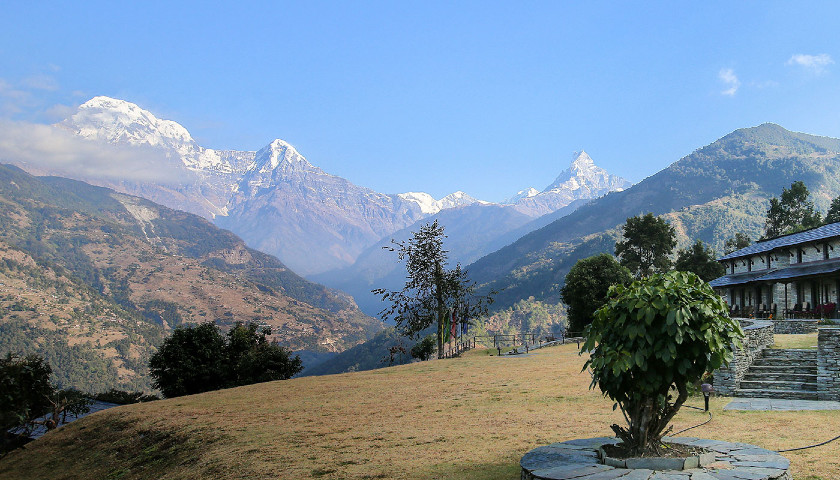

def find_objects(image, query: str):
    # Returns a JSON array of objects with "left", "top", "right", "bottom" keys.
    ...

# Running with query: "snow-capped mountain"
[
  {"left": 509, "top": 151, "right": 631, "bottom": 216},
  {"left": 59, "top": 96, "right": 254, "bottom": 174},
  {"left": 502, "top": 187, "right": 539, "bottom": 205},
  {"left": 398, "top": 191, "right": 483, "bottom": 214},
  {"left": 16, "top": 96, "right": 630, "bottom": 277}
]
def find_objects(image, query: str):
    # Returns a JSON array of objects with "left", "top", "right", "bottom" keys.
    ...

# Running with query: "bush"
[
  {"left": 582, "top": 271, "right": 743, "bottom": 455},
  {"left": 149, "top": 322, "right": 302, "bottom": 398},
  {"left": 410, "top": 335, "right": 437, "bottom": 361}
]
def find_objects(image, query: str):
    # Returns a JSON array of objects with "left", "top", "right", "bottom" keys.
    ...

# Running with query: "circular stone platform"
[{"left": 520, "top": 436, "right": 791, "bottom": 480}]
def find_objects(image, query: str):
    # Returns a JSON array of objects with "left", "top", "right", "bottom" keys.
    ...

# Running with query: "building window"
[
  {"left": 767, "top": 254, "right": 772, "bottom": 269},
  {"left": 747, "top": 258, "right": 752, "bottom": 272},
  {"left": 730, "top": 262, "right": 735, "bottom": 274},
  {"left": 824, "top": 244, "right": 830, "bottom": 260},
  {"left": 797, "top": 249, "right": 803, "bottom": 263}
]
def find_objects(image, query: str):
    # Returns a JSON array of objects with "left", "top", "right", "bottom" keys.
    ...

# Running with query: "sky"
[{"left": 1, "top": 1, "right": 840, "bottom": 202}]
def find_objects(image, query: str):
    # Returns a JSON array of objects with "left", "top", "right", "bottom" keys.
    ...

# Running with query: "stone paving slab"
[
  {"left": 724, "top": 397, "right": 840, "bottom": 411},
  {"left": 521, "top": 437, "right": 791, "bottom": 480}
]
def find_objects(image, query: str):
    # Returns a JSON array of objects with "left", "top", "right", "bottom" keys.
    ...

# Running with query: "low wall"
[
  {"left": 715, "top": 319, "right": 774, "bottom": 395},
  {"left": 818, "top": 327, "right": 840, "bottom": 401},
  {"left": 773, "top": 319, "right": 819, "bottom": 334}
]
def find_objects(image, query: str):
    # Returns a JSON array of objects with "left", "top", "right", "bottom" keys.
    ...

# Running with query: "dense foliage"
[
  {"left": 410, "top": 335, "right": 437, "bottom": 361},
  {"left": 615, "top": 213, "right": 676, "bottom": 278},
  {"left": 1, "top": 354, "right": 92, "bottom": 453},
  {"left": 674, "top": 240, "right": 725, "bottom": 282},
  {"left": 373, "top": 220, "right": 492, "bottom": 358},
  {"left": 825, "top": 196, "right": 840, "bottom": 225},
  {"left": 723, "top": 233, "right": 752, "bottom": 254},
  {"left": 149, "top": 322, "right": 302, "bottom": 398},
  {"left": 764, "top": 181, "right": 822, "bottom": 238},
  {"left": 560, "top": 254, "right": 632, "bottom": 333},
  {"left": 582, "top": 271, "right": 743, "bottom": 455}
]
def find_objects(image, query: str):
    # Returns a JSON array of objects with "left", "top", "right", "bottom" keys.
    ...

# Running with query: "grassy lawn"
[
  {"left": 0, "top": 343, "right": 838, "bottom": 479},
  {"left": 772, "top": 333, "right": 819, "bottom": 349}
]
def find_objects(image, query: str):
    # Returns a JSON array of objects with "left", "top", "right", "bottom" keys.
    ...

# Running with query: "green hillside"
[{"left": 0, "top": 165, "right": 383, "bottom": 392}]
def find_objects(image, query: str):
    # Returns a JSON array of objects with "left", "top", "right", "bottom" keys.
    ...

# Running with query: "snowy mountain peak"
[
  {"left": 398, "top": 191, "right": 482, "bottom": 214},
  {"left": 543, "top": 150, "right": 629, "bottom": 193},
  {"left": 571, "top": 150, "right": 595, "bottom": 170},
  {"left": 65, "top": 96, "right": 194, "bottom": 147},
  {"left": 502, "top": 187, "right": 539, "bottom": 204},
  {"left": 251, "top": 139, "right": 312, "bottom": 172},
  {"left": 59, "top": 96, "right": 240, "bottom": 173}
]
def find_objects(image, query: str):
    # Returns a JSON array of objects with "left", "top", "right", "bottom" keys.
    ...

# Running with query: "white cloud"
[
  {"left": 786, "top": 53, "right": 834, "bottom": 73},
  {"left": 20, "top": 74, "right": 59, "bottom": 91},
  {"left": 0, "top": 119, "right": 189, "bottom": 185},
  {"left": 718, "top": 68, "right": 740, "bottom": 96}
]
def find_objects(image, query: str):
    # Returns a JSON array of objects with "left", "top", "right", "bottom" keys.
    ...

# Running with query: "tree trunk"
[{"left": 435, "top": 262, "right": 445, "bottom": 359}]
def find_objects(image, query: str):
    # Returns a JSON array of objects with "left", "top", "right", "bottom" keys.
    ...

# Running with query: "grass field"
[
  {"left": 772, "top": 333, "right": 819, "bottom": 349},
  {"left": 1, "top": 343, "right": 838, "bottom": 479}
]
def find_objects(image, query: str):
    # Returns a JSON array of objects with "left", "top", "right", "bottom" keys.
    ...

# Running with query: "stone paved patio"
[
  {"left": 520, "top": 437, "right": 791, "bottom": 480},
  {"left": 724, "top": 397, "right": 840, "bottom": 411}
]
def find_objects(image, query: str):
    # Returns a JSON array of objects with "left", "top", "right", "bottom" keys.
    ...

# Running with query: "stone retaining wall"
[
  {"left": 818, "top": 327, "right": 840, "bottom": 401},
  {"left": 715, "top": 319, "right": 774, "bottom": 395},
  {"left": 773, "top": 319, "right": 819, "bottom": 334}
]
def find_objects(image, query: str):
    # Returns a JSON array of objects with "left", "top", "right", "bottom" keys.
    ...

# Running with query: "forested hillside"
[{"left": 0, "top": 165, "right": 383, "bottom": 392}]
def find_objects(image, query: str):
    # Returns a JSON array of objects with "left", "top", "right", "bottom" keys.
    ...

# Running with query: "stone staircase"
[{"left": 735, "top": 348, "right": 818, "bottom": 400}]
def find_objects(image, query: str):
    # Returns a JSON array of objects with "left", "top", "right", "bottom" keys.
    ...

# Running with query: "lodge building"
[{"left": 709, "top": 222, "right": 840, "bottom": 318}]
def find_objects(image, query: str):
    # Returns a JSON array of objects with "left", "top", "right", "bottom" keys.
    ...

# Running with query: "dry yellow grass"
[
  {"left": 0, "top": 343, "right": 838, "bottom": 479},
  {"left": 773, "top": 333, "right": 819, "bottom": 349}
]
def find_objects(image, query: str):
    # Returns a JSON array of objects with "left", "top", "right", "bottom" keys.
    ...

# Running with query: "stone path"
[
  {"left": 724, "top": 397, "right": 840, "bottom": 411},
  {"left": 520, "top": 437, "right": 790, "bottom": 480}
]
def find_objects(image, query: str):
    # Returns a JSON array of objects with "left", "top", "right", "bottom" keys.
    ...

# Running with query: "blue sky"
[{"left": 2, "top": 2, "right": 839, "bottom": 202}]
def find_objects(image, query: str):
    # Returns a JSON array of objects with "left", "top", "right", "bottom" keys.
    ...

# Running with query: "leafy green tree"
[
  {"left": 582, "top": 271, "right": 743, "bottom": 455},
  {"left": 410, "top": 335, "right": 437, "bottom": 361},
  {"left": 614, "top": 213, "right": 677, "bottom": 278},
  {"left": 149, "top": 323, "right": 226, "bottom": 398},
  {"left": 723, "top": 232, "right": 751, "bottom": 255},
  {"left": 764, "top": 181, "right": 822, "bottom": 238},
  {"left": 225, "top": 323, "right": 302, "bottom": 387},
  {"left": 674, "top": 240, "right": 725, "bottom": 282},
  {"left": 1, "top": 353, "right": 53, "bottom": 449},
  {"left": 149, "top": 322, "right": 302, "bottom": 398},
  {"left": 825, "top": 196, "right": 840, "bottom": 225},
  {"left": 1, "top": 354, "right": 92, "bottom": 453},
  {"left": 560, "top": 254, "right": 632, "bottom": 334},
  {"left": 373, "top": 220, "right": 492, "bottom": 359}
]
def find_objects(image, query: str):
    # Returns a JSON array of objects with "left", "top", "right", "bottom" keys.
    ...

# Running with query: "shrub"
[{"left": 582, "top": 271, "right": 743, "bottom": 455}]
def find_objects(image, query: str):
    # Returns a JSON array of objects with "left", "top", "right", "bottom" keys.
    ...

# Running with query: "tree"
[
  {"left": 614, "top": 213, "right": 676, "bottom": 278},
  {"left": 764, "top": 181, "right": 822, "bottom": 238},
  {"left": 410, "top": 335, "right": 437, "bottom": 361},
  {"left": 149, "top": 322, "right": 302, "bottom": 398},
  {"left": 582, "top": 271, "right": 743, "bottom": 456},
  {"left": 373, "top": 220, "right": 492, "bottom": 359},
  {"left": 723, "top": 233, "right": 751, "bottom": 255},
  {"left": 825, "top": 196, "right": 840, "bottom": 225},
  {"left": 1, "top": 354, "right": 91, "bottom": 453},
  {"left": 149, "top": 322, "right": 226, "bottom": 398},
  {"left": 1, "top": 353, "right": 53, "bottom": 448},
  {"left": 560, "top": 254, "right": 632, "bottom": 334},
  {"left": 674, "top": 240, "right": 725, "bottom": 282}
]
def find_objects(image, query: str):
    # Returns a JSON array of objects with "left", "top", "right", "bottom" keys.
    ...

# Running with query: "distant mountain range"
[{"left": 0, "top": 164, "right": 383, "bottom": 391}]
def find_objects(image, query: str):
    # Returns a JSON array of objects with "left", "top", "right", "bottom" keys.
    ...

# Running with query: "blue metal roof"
[
  {"left": 754, "top": 259, "right": 840, "bottom": 282},
  {"left": 708, "top": 271, "right": 773, "bottom": 288},
  {"left": 719, "top": 222, "right": 840, "bottom": 261}
]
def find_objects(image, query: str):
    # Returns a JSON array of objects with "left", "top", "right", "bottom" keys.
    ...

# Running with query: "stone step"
[
  {"left": 738, "top": 379, "right": 817, "bottom": 391},
  {"left": 752, "top": 357, "right": 816, "bottom": 367},
  {"left": 741, "top": 371, "right": 818, "bottom": 383},
  {"left": 747, "top": 365, "right": 817, "bottom": 375},
  {"left": 761, "top": 348, "right": 817, "bottom": 359},
  {"left": 734, "top": 388, "right": 820, "bottom": 400}
]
